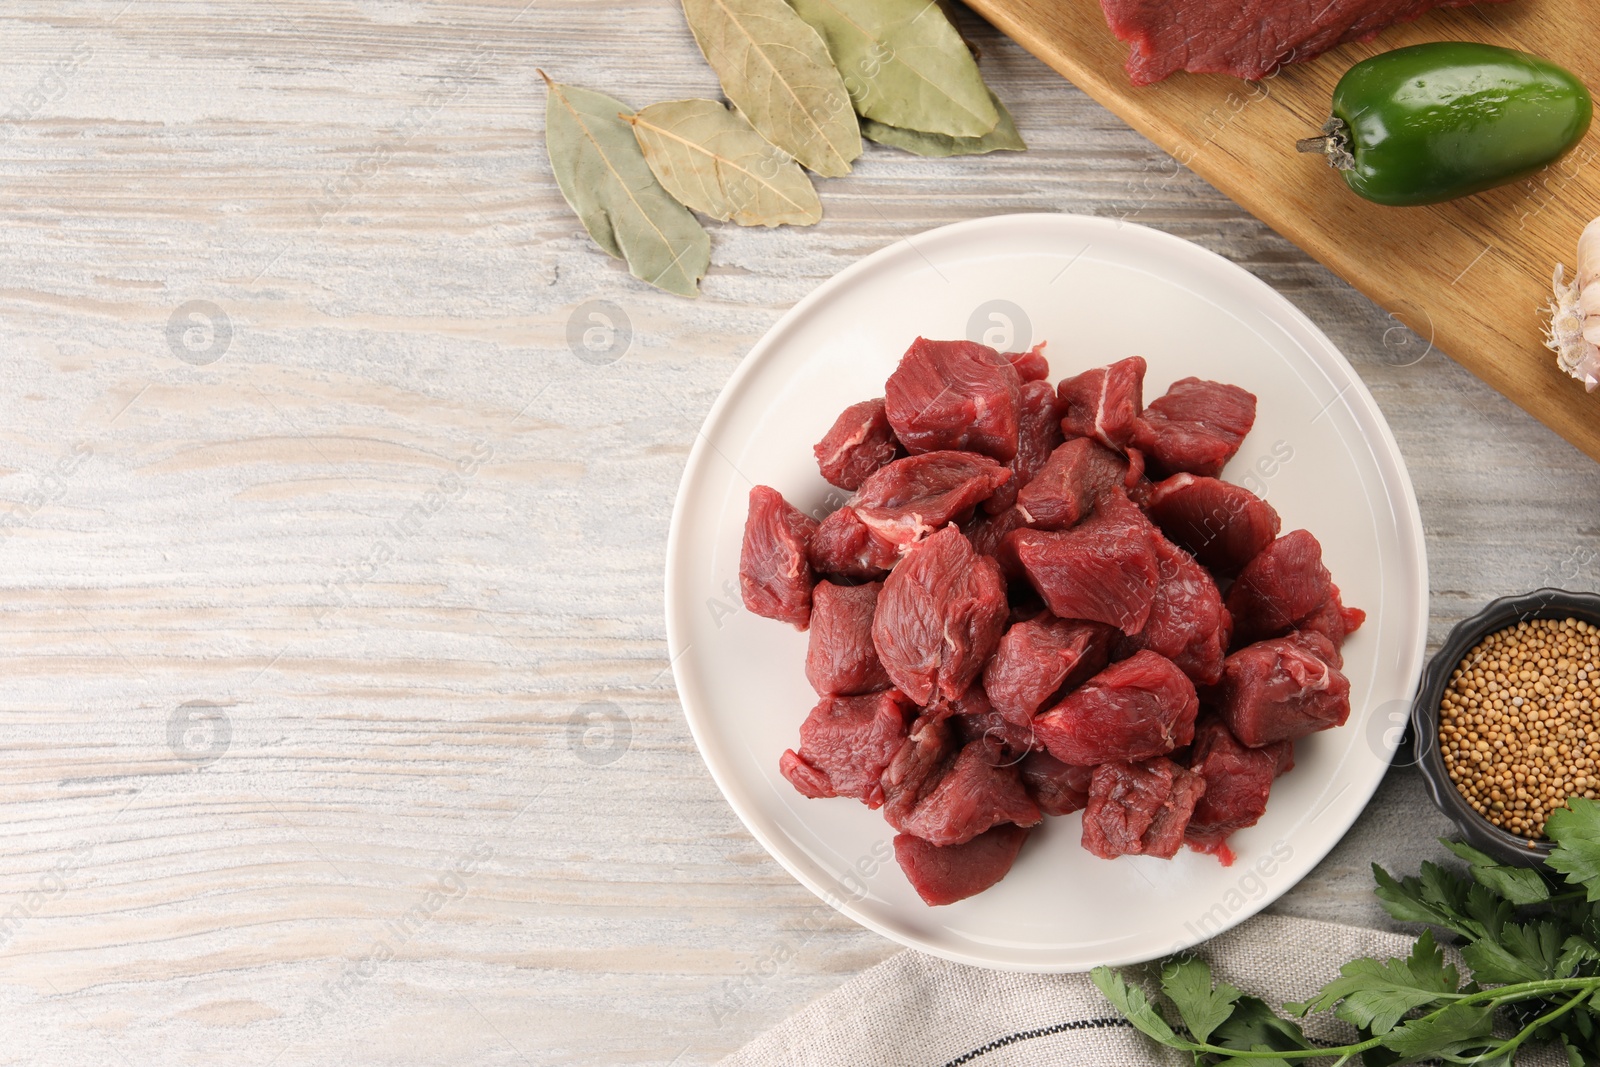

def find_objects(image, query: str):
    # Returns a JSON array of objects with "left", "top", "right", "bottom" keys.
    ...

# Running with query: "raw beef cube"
[
  {"left": 954, "top": 705, "right": 1039, "bottom": 758},
  {"left": 1006, "top": 342, "right": 1050, "bottom": 383},
  {"left": 808, "top": 507, "right": 892, "bottom": 579},
  {"left": 1298, "top": 584, "right": 1367, "bottom": 661},
  {"left": 885, "top": 337, "right": 1022, "bottom": 462},
  {"left": 814, "top": 398, "right": 899, "bottom": 491},
  {"left": 1118, "top": 534, "right": 1231, "bottom": 686},
  {"left": 1015, "top": 437, "right": 1127, "bottom": 529},
  {"left": 965, "top": 505, "right": 1030, "bottom": 579},
  {"left": 983, "top": 616, "right": 1115, "bottom": 725},
  {"left": 986, "top": 380, "right": 1064, "bottom": 514},
  {"left": 1184, "top": 717, "right": 1294, "bottom": 864},
  {"left": 873, "top": 526, "right": 1009, "bottom": 705},
  {"left": 1227, "top": 530, "right": 1334, "bottom": 644},
  {"left": 805, "top": 581, "right": 891, "bottom": 696},
  {"left": 893, "top": 739, "right": 1042, "bottom": 846},
  {"left": 1019, "top": 750, "right": 1095, "bottom": 816},
  {"left": 882, "top": 712, "right": 958, "bottom": 830},
  {"left": 1082, "top": 758, "right": 1207, "bottom": 860},
  {"left": 1131, "top": 378, "right": 1257, "bottom": 478},
  {"left": 851, "top": 451, "right": 1010, "bottom": 560},
  {"left": 1010, "top": 491, "right": 1160, "bottom": 634},
  {"left": 1122, "top": 445, "right": 1154, "bottom": 507},
  {"left": 894, "top": 824, "right": 1031, "bottom": 906},
  {"left": 1220, "top": 632, "right": 1350, "bottom": 747},
  {"left": 1058, "top": 355, "right": 1146, "bottom": 451},
  {"left": 1033, "top": 650, "right": 1199, "bottom": 765},
  {"left": 937, "top": 685, "right": 1040, "bottom": 757},
  {"left": 1146, "top": 474, "right": 1281, "bottom": 576},
  {"left": 779, "top": 689, "right": 916, "bottom": 807},
  {"left": 1099, "top": 0, "right": 1514, "bottom": 86},
  {"left": 740, "top": 486, "right": 819, "bottom": 629}
]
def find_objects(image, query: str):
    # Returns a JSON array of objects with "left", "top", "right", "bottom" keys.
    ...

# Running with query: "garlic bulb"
[{"left": 1546, "top": 217, "right": 1600, "bottom": 392}]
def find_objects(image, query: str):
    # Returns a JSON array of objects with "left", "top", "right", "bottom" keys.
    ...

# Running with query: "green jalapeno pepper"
[{"left": 1297, "top": 42, "right": 1593, "bottom": 207}]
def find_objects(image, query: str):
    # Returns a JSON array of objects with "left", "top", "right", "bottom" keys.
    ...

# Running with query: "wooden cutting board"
[{"left": 964, "top": 0, "right": 1600, "bottom": 460}]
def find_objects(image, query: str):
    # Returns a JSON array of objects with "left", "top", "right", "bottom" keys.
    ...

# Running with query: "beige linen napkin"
[{"left": 720, "top": 913, "right": 1567, "bottom": 1067}]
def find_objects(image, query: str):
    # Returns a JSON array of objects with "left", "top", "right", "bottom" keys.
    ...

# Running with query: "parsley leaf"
[
  {"left": 1209, "top": 996, "right": 1315, "bottom": 1056},
  {"left": 1089, "top": 965, "right": 1182, "bottom": 1046},
  {"left": 1442, "top": 839, "right": 1552, "bottom": 905},
  {"left": 1559, "top": 934, "right": 1600, "bottom": 976},
  {"left": 1548, "top": 798, "right": 1600, "bottom": 901},
  {"left": 1463, "top": 920, "right": 1565, "bottom": 984},
  {"left": 1373, "top": 861, "right": 1486, "bottom": 940},
  {"left": 1286, "top": 930, "right": 1459, "bottom": 1035},
  {"left": 1157, "top": 955, "right": 1239, "bottom": 1045},
  {"left": 1380, "top": 1000, "right": 1495, "bottom": 1059}
]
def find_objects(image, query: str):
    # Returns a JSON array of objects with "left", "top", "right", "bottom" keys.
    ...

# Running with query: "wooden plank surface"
[
  {"left": 964, "top": 0, "right": 1600, "bottom": 462},
  {"left": 0, "top": 1, "right": 1596, "bottom": 1064}
]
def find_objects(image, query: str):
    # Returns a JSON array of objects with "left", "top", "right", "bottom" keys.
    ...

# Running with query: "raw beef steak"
[
  {"left": 1082, "top": 758, "right": 1206, "bottom": 860},
  {"left": 1227, "top": 529, "right": 1334, "bottom": 644},
  {"left": 1098, "top": 0, "right": 1515, "bottom": 86},
  {"left": 1015, "top": 436, "right": 1127, "bottom": 530},
  {"left": 814, "top": 397, "right": 899, "bottom": 491},
  {"left": 1019, "top": 750, "right": 1095, "bottom": 817},
  {"left": 1131, "top": 378, "right": 1256, "bottom": 478},
  {"left": 965, "top": 504, "right": 1030, "bottom": 579},
  {"left": 983, "top": 616, "right": 1114, "bottom": 725},
  {"left": 851, "top": 451, "right": 1010, "bottom": 558},
  {"left": 882, "top": 712, "right": 957, "bottom": 829},
  {"left": 1033, "top": 650, "right": 1200, "bottom": 765},
  {"left": 740, "top": 485, "right": 819, "bottom": 629},
  {"left": 1146, "top": 473, "right": 1281, "bottom": 576},
  {"left": 1058, "top": 355, "right": 1145, "bottom": 451},
  {"left": 892, "top": 738, "right": 1042, "bottom": 846},
  {"left": 885, "top": 337, "right": 1022, "bottom": 461},
  {"left": 808, "top": 506, "right": 892, "bottom": 580},
  {"left": 1185, "top": 717, "right": 1294, "bottom": 864},
  {"left": 1118, "top": 533, "right": 1231, "bottom": 686},
  {"left": 1220, "top": 631, "right": 1351, "bottom": 747},
  {"left": 894, "top": 824, "right": 1031, "bottom": 906},
  {"left": 1006, "top": 342, "right": 1050, "bottom": 383},
  {"left": 873, "top": 526, "right": 1009, "bottom": 705},
  {"left": 779, "top": 689, "right": 916, "bottom": 807},
  {"left": 953, "top": 704, "right": 1039, "bottom": 758},
  {"left": 1298, "top": 584, "right": 1367, "bottom": 661},
  {"left": 806, "top": 580, "right": 892, "bottom": 696},
  {"left": 986, "top": 379, "right": 1064, "bottom": 514},
  {"left": 1010, "top": 491, "right": 1160, "bottom": 634}
]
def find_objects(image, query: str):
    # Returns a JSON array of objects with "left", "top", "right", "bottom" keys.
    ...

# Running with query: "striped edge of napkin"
[{"left": 718, "top": 912, "right": 1569, "bottom": 1067}]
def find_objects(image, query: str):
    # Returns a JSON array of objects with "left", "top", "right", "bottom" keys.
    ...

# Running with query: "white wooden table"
[{"left": 2, "top": 2, "right": 1598, "bottom": 1064}]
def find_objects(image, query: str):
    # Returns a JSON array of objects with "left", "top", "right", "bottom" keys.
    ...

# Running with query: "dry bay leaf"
[
  {"left": 680, "top": 0, "right": 861, "bottom": 178},
  {"left": 788, "top": 0, "right": 998, "bottom": 139},
  {"left": 861, "top": 89, "right": 1024, "bottom": 157},
  {"left": 541, "top": 73, "right": 711, "bottom": 297},
  {"left": 630, "top": 100, "right": 822, "bottom": 227}
]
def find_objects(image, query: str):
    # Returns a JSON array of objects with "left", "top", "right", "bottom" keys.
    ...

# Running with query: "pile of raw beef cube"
[{"left": 740, "top": 337, "right": 1364, "bottom": 905}]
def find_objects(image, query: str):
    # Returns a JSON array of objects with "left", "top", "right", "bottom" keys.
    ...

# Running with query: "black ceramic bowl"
[{"left": 1411, "top": 588, "right": 1600, "bottom": 868}]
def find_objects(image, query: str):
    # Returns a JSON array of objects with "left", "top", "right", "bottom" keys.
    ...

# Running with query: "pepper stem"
[{"left": 1296, "top": 117, "right": 1355, "bottom": 172}]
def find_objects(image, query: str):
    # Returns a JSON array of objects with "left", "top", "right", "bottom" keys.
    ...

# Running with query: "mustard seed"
[{"left": 1440, "top": 617, "right": 1600, "bottom": 839}]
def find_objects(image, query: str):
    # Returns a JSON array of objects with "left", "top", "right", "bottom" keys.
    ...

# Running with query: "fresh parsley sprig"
[{"left": 1092, "top": 796, "right": 1600, "bottom": 1066}]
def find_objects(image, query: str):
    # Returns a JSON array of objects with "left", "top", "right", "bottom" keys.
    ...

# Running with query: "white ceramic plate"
[{"left": 665, "top": 214, "right": 1428, "bottom": 972}]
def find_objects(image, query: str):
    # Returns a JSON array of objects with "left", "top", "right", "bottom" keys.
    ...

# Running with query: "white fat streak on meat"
[
  {"left": 1093, "top": 369, "right": 1114, "bottom": 449},
  {"left": 818, "top": 417, "right": 873, "bottom": 469},
  {"left": 1016, "top": 503, "right": 1035, "bottom": 524},
  {"left": 1282, "top": 646, "right": 1332, "bottom": 692},
  {"left": 856, "top": 509, "right": 935, "bottom": 551},
  {"left": 783, "top": 540, "right": 804, "bottom": 580}
]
